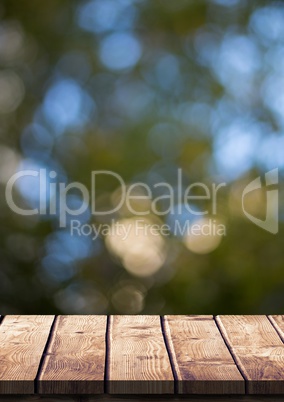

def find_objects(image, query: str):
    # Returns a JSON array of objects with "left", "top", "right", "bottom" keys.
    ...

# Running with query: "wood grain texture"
[
  {"left": 106, "top": 315, "right": 174, "bottom": 394},
  {"left": 0, "top": 315, "right": 54, "bottom": 394},
  {"left": 0, "top": 397, "right": 283, "bottom": 402},
  {"left": 38, "top": 316, "right": 107, "bottom": 394},
  {"left": 269, "top": 316, "right": 284, "bottom": 343},
  {"left": 163, "top": 315, "right": 244, "bottom": 394},
  {"left": 216, "top": 316, "right": 284, "bottom": 394},
  {"left": 1, "top": 315, "right": 284, "bottom": 396}
]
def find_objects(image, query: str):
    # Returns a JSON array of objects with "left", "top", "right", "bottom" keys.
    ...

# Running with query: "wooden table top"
[{"left": 0, "top": 315, "right": 284, "bottom": 396}]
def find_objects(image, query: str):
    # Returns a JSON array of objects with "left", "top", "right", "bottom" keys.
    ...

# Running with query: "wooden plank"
[
  {"left": 216, "top": 315, "right": 284, "bottom": 394},
  {"left": 106, "top": 315, "right": 174, "bottom": 394},
  {"left": 0, "top": 315, "right": 54, "bottom": 394},
  {"left": 38, "top": 315, "right": 107, "bottom": 394},
  {"left": 269, "top": 315, "right": 284, "bottom": 343},
  {"left": 163, "top": 315, "right": 244, "bottom": 394}
]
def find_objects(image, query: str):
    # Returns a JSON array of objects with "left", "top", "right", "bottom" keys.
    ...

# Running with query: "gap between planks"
[
  {"left": 1, "top": 316, "right": 284, "bottom": 396},
  {"left": 216, "top": 315, "right": 284, "bottom": 395},
  {"left": 164, "top": 315, "right": 245, "bottom": 394},
  {"left": 37, "top": 316, "right": 107, "bottom": 394},
  {"left": 106, "top": 315, "right": 174, "bottom": 394},
  {"left": 34, "top": 316, "right": 57, "bottom": 394},
  {"left": 0, "top": 316, "right": 55, "bottom": 394}
]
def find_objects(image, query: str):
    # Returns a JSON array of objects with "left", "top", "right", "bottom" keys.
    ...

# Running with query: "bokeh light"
[
  {"left": 0, "top": 0, "right": 284, "bottom": 315},
  {"left": 183, "top": 217, "right": 224, "bottom": 255},
  {"left": 0, "top": 71, "right": 24, "bottom": 113},
  {"left": 43, "top": 79, "right": 95, "bottom": 135},
  {"left": 99, "top": 32, "right": 142, "bottom": 71},
  {"left": 105, "top": 218, "right": 167, "bottom": 277}
]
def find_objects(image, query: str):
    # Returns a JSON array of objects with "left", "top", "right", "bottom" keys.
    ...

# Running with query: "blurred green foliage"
[{"left": 0, "top": 0, "right": 283, "bottom": 314}]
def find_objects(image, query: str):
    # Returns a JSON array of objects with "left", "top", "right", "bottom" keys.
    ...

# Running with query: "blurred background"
[{"left": 0, "top": 0, "right": 283, "bottom": 314}]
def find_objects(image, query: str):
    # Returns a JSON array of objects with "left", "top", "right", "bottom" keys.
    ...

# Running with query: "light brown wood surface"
[
  {"left": 269, "top": 315, "right": 284, "bottom": 342},
  {"left": 216, "top": 315, "right": 284, "bottom": 394},
  {"left": 0, "top": 315, "right": 54, "bottom": 394},
  {"left": 38, "top": 316, "right": 107, "bottom": 394},
  {"left": 0, "top": 315, "right": 284, "bottom": 396},
  {"left": 106, "top": 315, "right": 174, "bottom": 394},
  {"left": 164, "top": 315, "right": 244, "bottom": 394}
]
